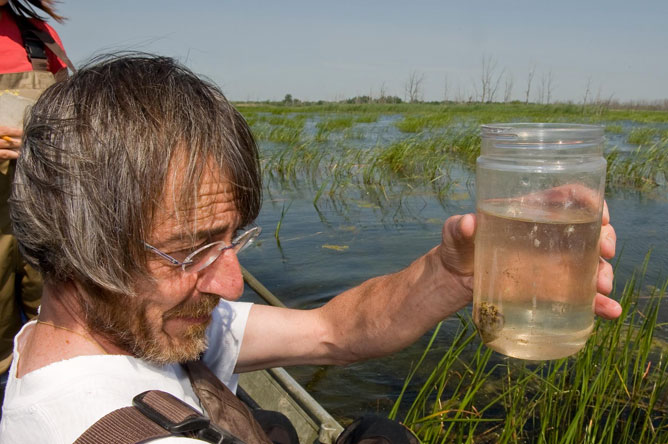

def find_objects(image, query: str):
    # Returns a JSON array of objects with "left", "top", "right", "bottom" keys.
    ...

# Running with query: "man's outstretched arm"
[{"left": 236, "top": 206, "right": 618, "bottom": 372}]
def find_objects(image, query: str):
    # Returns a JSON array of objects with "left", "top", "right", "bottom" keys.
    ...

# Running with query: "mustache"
[{"left": 163, "top": 293, "right": 220, "bottom": 320}]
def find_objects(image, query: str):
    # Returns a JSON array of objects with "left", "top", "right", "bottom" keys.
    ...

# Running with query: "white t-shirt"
[{"left": 0, "top": 300, "right": 253, "bottom": 444}]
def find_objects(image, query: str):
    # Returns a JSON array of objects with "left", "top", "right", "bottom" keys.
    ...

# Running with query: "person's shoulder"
[
  {"left": 1, "top": 355, "right": 199, "bottom": 443},
  {"left": 27, "top": 17, "right": 63, "bottom": 40}
]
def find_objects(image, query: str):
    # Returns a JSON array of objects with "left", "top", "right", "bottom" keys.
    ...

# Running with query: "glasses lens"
[
  {"left": 233, "top": 226, "right": 261, "bottom": 253},
  {"left": 185, "top": 243, "right": 227, "bottom": 272},
  {"left": 183, "top": 226, "right": 261, "bottom": 272}
]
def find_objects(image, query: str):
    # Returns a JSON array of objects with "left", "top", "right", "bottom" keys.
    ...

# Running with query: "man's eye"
[
  {"left": 169, "top": 241, "right": 207, "bottom": 260},
  {"left": 167, "top": 248, "right": 192, "bottom": 262}
]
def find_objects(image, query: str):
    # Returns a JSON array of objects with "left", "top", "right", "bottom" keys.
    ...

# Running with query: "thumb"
[{"left": 439, "top": 213, "right": 476, "bottom": 276}]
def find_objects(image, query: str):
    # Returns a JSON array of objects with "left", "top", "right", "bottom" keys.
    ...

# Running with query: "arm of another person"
[
  {"left": 0, "top": 126, "right": 22, "bottom": 160},
  {"left": 236, "top": 205, "right": 619, "bottom": 373}
]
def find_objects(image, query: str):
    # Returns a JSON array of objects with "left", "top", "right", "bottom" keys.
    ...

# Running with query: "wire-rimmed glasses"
[{"left": 144, "top": 226, "right": 261, "bottom": 273}]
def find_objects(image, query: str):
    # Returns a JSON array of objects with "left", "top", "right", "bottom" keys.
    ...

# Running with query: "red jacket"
[{"left": 0, "top": 9, "right": 67, "bottom": 75}]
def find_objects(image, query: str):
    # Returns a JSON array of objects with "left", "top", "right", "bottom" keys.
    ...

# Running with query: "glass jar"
[{"left": 473, "top": 123, "right": 606, "bottom": 360}]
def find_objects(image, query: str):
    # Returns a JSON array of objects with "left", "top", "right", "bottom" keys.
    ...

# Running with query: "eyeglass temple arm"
[{"left": 144, "top": 243, "right": 183, "bottom": 266}]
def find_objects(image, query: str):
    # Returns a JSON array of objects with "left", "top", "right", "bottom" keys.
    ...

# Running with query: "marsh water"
[{"left": 238, "top": 109, "right": 668, "bottom": 419}]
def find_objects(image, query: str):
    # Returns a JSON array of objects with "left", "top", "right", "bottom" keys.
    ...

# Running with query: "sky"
[{"left": 48, "top": 0, "right": 668, "bottom": 103}]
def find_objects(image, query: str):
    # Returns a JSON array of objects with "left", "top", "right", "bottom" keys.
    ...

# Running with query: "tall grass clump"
[
  {"left": 390, "top": 257, "right": 668, "bottom": 443},
  {"left": 263, "top": 141, "right": 326, "bottom": 186},
  {"left": 605, "top": 124, "right": 624, "bottom": 134},
  {"left": 627, "top": 127, "right": 659, "bottom": 146},
  {"left": 606, "top": 140, "right": 668, "bottom": 190},
  {"left": 261, "top": 125, "right": 482, "bottom": 203},
  {"left": 250, "top": 115, "right": 306, "bottom": 143},
  {"left": 254, "top": 126, "right": 304, "bottom": 144},
  {"left": 395, "top": 116, "right": 430, "bottom": 133},
  {"left": 395, "top": 113, "right": 453, "bottom": 133},
  {"left": 316, "top": 116, "right": 355, "bottom": 132},
  {"left": 266, "top": 115, "right": 307, "bottom": 129},
  {"left": 354, "top": 113, "right": 380, "bottom": 124}
]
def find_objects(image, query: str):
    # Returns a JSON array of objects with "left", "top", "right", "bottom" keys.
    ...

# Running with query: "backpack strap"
[
  {"left": 10, "top": 12, "right": 76, "bottom": 74},
  {"left": 73, "top": 390, "right": 246, "bottom": 444},
  {"left": 183, "top": 361, "right": 274, "bottom": 444}
]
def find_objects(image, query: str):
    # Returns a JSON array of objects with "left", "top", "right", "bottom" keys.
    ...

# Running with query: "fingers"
[
  {"left": 521, "top": 184, "right": 600, "bottom": 210},
  {"left": 594, "top": 293, "right": 622, "bottom": 320},
  {"left": 599, "top": 200, "right": 615, "bottom": 260},
  {"left": 596, "top": 258, "right": 613, "bottom": 296},
  {"left": 599, "top": 223, "right": 616, "bottom": 259},
  {"left": 593, "top": 258, "right": 620, "bottom": 320},
  {"left": 0, "top": 136, "right": 21, "bottom": 150},
  {"left": 0, "top": 126, "right": 22, "bottom": 137},
  {"left": 1, "top": 127, "right": 22, "bottom": 151},
  {"left": 0, "top": 149, "right": 19, "bottom": 160}
]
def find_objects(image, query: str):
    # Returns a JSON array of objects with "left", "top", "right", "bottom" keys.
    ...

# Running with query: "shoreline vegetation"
[
  {"left": 390, "top": 255, "right": 668, "bottom": 443},
  {"left": 238, "top": 102, "right": 668, "bottom": 201},
  {"left": 239, "top": 101, "right": 667, "bottom": 441}
]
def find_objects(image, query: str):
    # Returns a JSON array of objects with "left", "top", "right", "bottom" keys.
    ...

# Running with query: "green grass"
[
  {"left": 269, "top": 115, "right": 306, "bottom": 127},
  {"left": 260, "top": 126, "right": 484, "bottom": 203},
  {"left": 390, "top": 255, "right": 668, "bottom": 443},
  {"left": 394, "top": 113, "right": 455, "bottom": 133},
  {"left": 248, "top": 114, "right": 306, "bottom": 143},
  {"left": 253, "top": 125, "right": 304, "bottom": 143},
  {"left": 237, "top": 102, "right": 668, "bottom": 124},
  {"left": 251, "top": 102, "right": 667, "bottom": 196},
  {"left": 354, "top": 114, "right": 380, "bottom": 124},
  {"left": 605, "top": 124, "right": 624, "bottom": 134},
  {"left": 607, "top": 139, "right": 668, "bottom": 190},
  {"left": 316, "top": 116, "right": 355, "bottom": 132},
  {"left": 627, "top": 127, "right": 660, "bottom": 146}
]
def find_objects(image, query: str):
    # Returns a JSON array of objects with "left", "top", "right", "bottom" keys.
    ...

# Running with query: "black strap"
[
  {"left": 73, "top": 390, "right": 246, "bottom": 444},
  {"left": 19, "top": 26, "right": 48, "bottom": 71},
  {"left": 10, "top": 11, "right": 76, "bottom": 74}
]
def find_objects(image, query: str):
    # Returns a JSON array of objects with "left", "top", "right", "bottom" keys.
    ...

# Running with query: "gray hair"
[{"left": 11, "top": 53, "right": 261, "bottom": 295}]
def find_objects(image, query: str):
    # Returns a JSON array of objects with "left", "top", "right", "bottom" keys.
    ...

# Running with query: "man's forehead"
[{"left": 151, "top": 162, "right": 242, "bottom": 243}]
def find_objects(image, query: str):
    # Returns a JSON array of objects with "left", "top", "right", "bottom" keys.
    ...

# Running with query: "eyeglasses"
[{"left": 144, "top": 225, "right": 261, "bottom": 273}]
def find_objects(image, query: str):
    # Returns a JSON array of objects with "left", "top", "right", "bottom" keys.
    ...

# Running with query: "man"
[{"left": 0, "top": 54, "right": 620, "bottom": 443}]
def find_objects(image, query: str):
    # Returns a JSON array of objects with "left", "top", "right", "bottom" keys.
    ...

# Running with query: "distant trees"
[
  {"left": 524, "top": 64, "right": 536, "bottom": 105},
  {"left": 343, "top": 95, "right": 402, "bottom": 104},
  {"left": 404, "top": 71, "right": 425, "bottom": 103},
  {"left": 503, "top": 74, "right": 514, "bottom": 103},
  {"left": 273, "top": 58, "right": 639, "bottom": 107},
  {"left": 545, "top": 70, "right": 555, "bottom": 104},
  {"left": 478, "top": 55, "right": 504, "bottom": 102},
  {"left": 582, "top": 77, "right": 592, "bottom": 109},
  {"left": 536, "top": 70, "right": 555, "bottom": 104}
]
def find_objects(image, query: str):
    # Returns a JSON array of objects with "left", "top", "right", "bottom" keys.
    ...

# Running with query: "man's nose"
[{"left": 195, "top": 249, "right": 244, "bottom": 301}]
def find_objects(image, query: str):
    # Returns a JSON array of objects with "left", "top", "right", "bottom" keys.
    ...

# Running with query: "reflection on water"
[{"left": 240, "top": 117, "right": 668, "bottom": 419}]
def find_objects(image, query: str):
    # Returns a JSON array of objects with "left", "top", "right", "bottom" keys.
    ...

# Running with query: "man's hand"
[
  {"left": 437, "top": 200, "right": 620, "bottom": 320},
  {"left": 0, "top": 126, "right": 22, "bottom": 160},
  {"left": 594, "top": 201, "right": 620, "bottom": 319}
]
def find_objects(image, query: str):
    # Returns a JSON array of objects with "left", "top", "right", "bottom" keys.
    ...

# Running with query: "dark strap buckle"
[
  {"left": 22, "top": 32, "right": 47, "bottom": 60},
  {"left": 133, "top": 391, "right": 244, "bottom": 443}
]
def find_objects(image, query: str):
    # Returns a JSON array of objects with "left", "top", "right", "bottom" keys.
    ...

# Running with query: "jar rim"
[{"left": 481, "top": 123, "right": 604, "bottom": 141}]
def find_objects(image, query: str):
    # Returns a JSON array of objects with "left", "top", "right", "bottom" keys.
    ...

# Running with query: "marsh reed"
[
  {"left": 390, "top": 255, "right": 668, "bottom": 443},
  {"left": 607, "top": 139, "right": 668, "bottom": 190}
]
